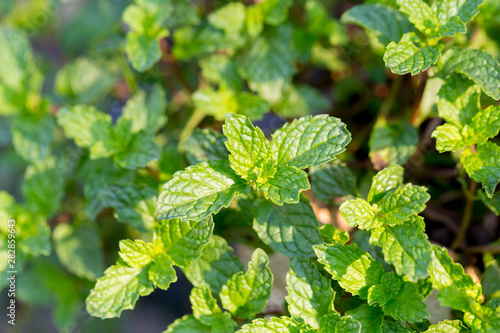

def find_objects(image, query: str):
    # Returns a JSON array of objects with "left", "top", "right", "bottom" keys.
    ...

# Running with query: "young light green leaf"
[
  {"left": 190, "top": 285, "right": 222, "bottom": 319},
  {"left": 384, "top": 33, "right": 443, "bottom": 75},
  {"left": 423, "top": 319, "right": 468, "bottom": 333},
  {"left": 256, "top": 165, "right": 310, "bottom": 205},
  {"left": 479, "top": 190, "right": 500, "bottom": 216},
  {"left": 310, "top": 160, "right": 357, "bottom": 203},
  {"left": 271, "top": 114, "right": 351, "bottom": 169},
  {"left": 223, "top": 113, "right": 276, "bottom": 184},
  {"left": 370, "top": 216, "right": 433, "bottom": 282},
  {"left": 429, "top": 245, "right": 482, "bottom": 313},
  {"left": 86, "top": 263, "right": 154, "bottom": 319},
  {"left": 460, "top": 142, "right": 500, "bottom": 198},
  {"left": 156, "top": 159, "right": 250, "bottom": 221},
  {"left": 252, "top": 197, "right": 322, "bottom": 258},
  {"left": 432, "top": 124, "right": 468, "bottom": 152},
  {"left": 319, "top": 224, "right": 350, "bottom": 245},
  {"left": 319, "top": 312, "right": 362, "bottom": 333},
  {"left": 382, "top": 281, "right": 430, "bottom": 323},
  {"left": 257, "top": 0, "right": 292, "bottom": 26},
  {"left": 118, "top": 239, "right": 156, "bottom": 268},
  {"left": 192, "top": 88, "right": 239, "bottom": 121},
  {"left": 208, "top": 2, "right": 246, "bottom": 34},
  {"left": 57, "top": 105, "right": 113, "bottom": 149},
  {"left": 184, "top": 236, "right": 244, "bottom": 293},
  {"left": 237, "top": 317, "right": 300, "bottom": 333},
  {"left": 369, "top": 120, "right": 419, "bottom": 169},
  {"left": 157, "top": 217, "right": 214, "bottom": 267},
  {"left": 148, "top": 252, "right": 177, "bottom": 290},
  {"left": 367, "top": 164, "right": 404, "bottom": 204},
  {"left": 440, "top": 48, "right": 500, "bottom": 100},
  {"left": 122, "top": 85, "right": 167, "bottom": 134},
  {"left": 286, "top": 257, "right": 335, "bottom": 329},
  {"left": 53, "top": 223, "right": 104, "bottom": 281},
  {"left": 396, "top": 0, "right": 440, "bottom": 37},
  {"left": 220, "top": 248, "right": 273, "bottom": 319},
  {"left": 314, "top": 243, "right": 384, "bottom": 298},
  {"left": 341, "top": 4, "right": 414, "bottom": 45},
  {"left": 182, "top": 128, "right": 229, "bottom": 165},
  {"left": 378, "top": 184, "right": 430, "bottom": 226},
  {"left": 339, "top": 198, "right": 379, "bottom": 230},
  {"left": 347, "top": 304, "right": 384, "bottom": 333},
  {"left": 113, "top": 130, "right": 159, "bottom": 170},
  {"left": 433, "top": 0, "right": 484, "bottom": 37},
  {"left": 237, "top": 25, "right": 296, "bottom": 102}
]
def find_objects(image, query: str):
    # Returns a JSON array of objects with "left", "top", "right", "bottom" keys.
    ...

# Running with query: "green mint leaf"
[
  {"left": 440, "top": 48, "right": 500, "bottom": 100},
  {"left": 257, "top": 0, "right": 292, "bottom": 26},
  {"left": 396, "top": 0, "right": 440, "bottom": 37},
  {"left": 237, "top": 317, "right": 301, "bottom": 332},
  {"left": 314, "top": 243, "right": 384, "bottom": 298},
  {"left": 122, "top": 3, "right": 169, "bottom": 71},
  {"left": 382, "top": 321, "right": 415, "bottom": 333},
  {"left": 17, "top": 212, "right": 51, "bottom": 257},
  {"left": 367, "top": 164, "right": 404, "bottom": 204},
  {"left": 236, "top": 92, "right": 270, "bottom": 121},
  {"left": 271, "top": 114, "right": 351, "bottom": 169},
  {"left": 156, "top": 159, "right": 250, "bottom": 221},
  {"left": 122, "top": 85, "right": 167, "bottom": 134},
  {"left": 319, "top": 312, "right": 362, "bottom": 333},
  {"left": 11, "top": 114, "right": 54, "bottom": 164},
  {"left": 118, "top": 239, "right": 156, "bottom": 268},
  {"left": 256, "top": 165, "right": 310, "bottom": 205},
  {"left": 460, "top": 142, "right": 500, "bottom": 198},
  {"left": 319, "top": 224, "right": 350, "bottom": 245},
  {"left": 437, "top": 73, "right": 480, "bottom": 127},
  {"left": 148, "top": 252, "right": 177, "bottom": 290},
  {"left": 429, "top": 245, "right": 482, "bottom": 313},
  {"left": 237, "top": 25, "right": 296, "bottom": 102},
  {"left": 220, "top": 248, "right": 273, "bottom": 319},
  {"left": 165, "top": 0, "right": 200, "bottom": 28},
  {"left": 208, "top": 2, "right": 246, "bottom": 34},
  {"left": 53, "top": 223, "right": 104, "bottom": 281},
  {"left": 423, "top": 320, "right": 468, "bottom": 333},
  {"left": 190, "top": 285, "right": 222, "bottom": 318},
  {"left": 366, "top": 272, "right": 402, "bottom": 307},
  {"left": 339, "top": 198, "right": 378, "bottom": 230},
  {"left": 193, "top": 88, "right": 239, "bottom": 121},
  {"left": 182, "top": 128, "right": 229, "bottom": 165},
  {"left": 433, "top": 0, "right": 484, "bottom": 37},
  {"left": 310, "top": 160, "right": 357, "bottom": 203},
  {"left": 432, "top": 124, "right": 468, "bottom": 152},
  {"left": 370, "top": 216, "right": 433, "bottom": 282},
  {"left": 223, "top": 113, "right": 276, "bottom": 184},
  {"left": 482, "top": 254, "right": 500, "bottom": 300},
  {"left": 157, "top": 217, "right": 214, "bottom": 268},
  {"left": 0, "top": 27, "right": 43, "bottom": 115},
  {"left": 469, "top": 106, "right": 500, "bottom": 144},
  {"left": 252, "top": 197, "right": 322, "bottom": 258},
  {"left": 378, "top": 184, "right": 430, "bottom": 226},
  {"left": 86, "top": 263, "right": 154, "bottom": 319},
  {"left": 382, "top": 281, "right": 430, "bottom": 323},
  {"left": 369, "top": 120, "right": 419, "bottom": 168},
  {"left": 113, "top": 130, "right": 159, "bottom": 170},
  {"left": 273, "top": 84, "right": 329, "bottom": 118},
  {"left": 87, "top": 184, "right": 157, "bottom": 232},
  {"left": 57, "top": 105, "right": 113, "bottom": 149},
  {"left": 22, "top": 157, "right": 64, "bottom": 217},
  {"left": 347, "top": 304, "right": 384, "bottom": 333},
  {"left": 384, "top": 33, "right": 443, "bottom": 75},
  {"left": 341, "top": 4, "right": 414, "bottom": 45},
  {"left": 164, "top": 314, "right": 211, "bottom": 333},
  {"left": 184, "top": 235, "right": 244, "bottom": 293},
  {"left": 54, "top": 57, "right": 118, "bottom": 103},
  {"left": 286, "top": 257, "right": 335, "bottom": 329},
  {"left": 199, "top": 55, "right": 243, "bottom": 91}
]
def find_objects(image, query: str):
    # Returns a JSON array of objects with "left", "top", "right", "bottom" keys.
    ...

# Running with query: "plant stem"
[
  {"left": 119, "top": 56, "right": 137, "bottom": 94},
  {"left": 376, "top": 75, "right": 403, "bottom": 122},
  {"left": 409, "top": 70, "right": 428, "bottom": 126},
  {"left": 451, "top": 179, "right": 478, "bottom": 250}
]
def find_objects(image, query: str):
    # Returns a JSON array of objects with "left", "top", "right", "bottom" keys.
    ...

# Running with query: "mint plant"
[{"left": 1, "top": 0, "right": 500, "bottom": 332}]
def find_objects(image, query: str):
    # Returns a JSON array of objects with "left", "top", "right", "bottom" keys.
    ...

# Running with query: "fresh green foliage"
[{"left": 2, "top": 0, "right": 500, "bottom": 332}]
